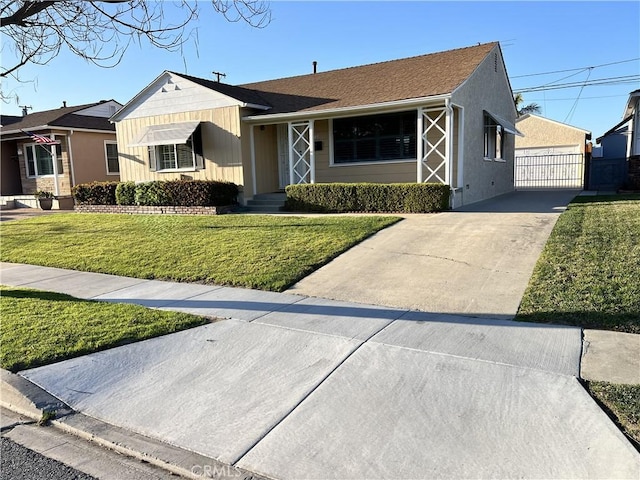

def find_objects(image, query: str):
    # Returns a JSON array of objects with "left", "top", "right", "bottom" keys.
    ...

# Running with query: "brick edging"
[{"left": 74, "top": 205, "right": 235, "bottom": 215}]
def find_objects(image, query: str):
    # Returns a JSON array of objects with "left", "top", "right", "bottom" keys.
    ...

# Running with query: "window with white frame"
[
  {"left": 25, "top": 138, "right": 64, "bottom": 177},
  {"left": 484, "top": 114, "right": 504, "bottom": 160},
  {"left": 105, "top": 141, "right": 119, "bottom": 174},
  {"left": 148, "top": 126, "right": 203, "bottom": 171},
  {"left": 333, "top": 111, "right": 417, "bottom": 164}
]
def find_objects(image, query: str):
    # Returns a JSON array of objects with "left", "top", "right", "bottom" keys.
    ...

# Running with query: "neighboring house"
[
  {"left": 514, "top": 114, "right": 591, "bottom": 189},
  {"left": 111, "top": 42, "right": 520, "bottom": 208},
  {"left": 0, "top": 101, "right": 122, "bottom": 206},
  {"left": 594, "top": 89, "right": 640, "bottom": 189}
]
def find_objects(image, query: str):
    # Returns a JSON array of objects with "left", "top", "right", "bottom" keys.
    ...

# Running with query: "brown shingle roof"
[
  {"left": 240, "top": 42, "right": 498, "bottom": 115},
  {"left": 0, "top": 102, "right": 115, "bottom": 133}
]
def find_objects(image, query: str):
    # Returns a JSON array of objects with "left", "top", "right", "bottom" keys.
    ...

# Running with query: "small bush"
[
  {"left": 115, "top": 182, "right": 136, "bottom": 205},
  {"left": 72, "top": 182, "right": 118, "bottom": 205},
  {"left": 285, "top": 183, "right": 450, "bottom": 213}
]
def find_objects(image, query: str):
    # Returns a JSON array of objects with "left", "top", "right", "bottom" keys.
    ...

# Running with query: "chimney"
[
  {"left": 62, "top": 101, "right": 67, "bottom": 108},
  {"left": 313, "top": 61, "right": 317, "bottom": 74}
]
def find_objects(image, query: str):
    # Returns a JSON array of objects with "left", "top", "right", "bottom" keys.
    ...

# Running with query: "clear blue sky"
[{"left": 2, "top": 1, "right": 639, "bottom": 138}]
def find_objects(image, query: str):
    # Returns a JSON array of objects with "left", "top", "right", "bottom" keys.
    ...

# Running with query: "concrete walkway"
[{"left": 1, "top": 262, "right": 639, "bottom": 478}]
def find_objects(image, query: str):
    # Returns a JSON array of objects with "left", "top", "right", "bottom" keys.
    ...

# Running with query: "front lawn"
[
  {"left": 0, "top": 214, "right": 399, "bottom": 292},
  {"left": 0, "top": 286, "right": 209, "bottom": 372},
  {"left": 587, "top": 381, "right": 640, "bottom": 447},
  {"left": 516, "top": 194, "right": 640, "bottom": 333}
]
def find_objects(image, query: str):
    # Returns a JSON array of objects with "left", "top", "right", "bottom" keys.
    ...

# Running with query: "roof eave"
[{"left": 242, "top": 94, "right": 452, "bottom": 123}]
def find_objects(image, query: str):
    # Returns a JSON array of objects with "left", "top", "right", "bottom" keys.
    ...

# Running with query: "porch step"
[{"left": 245, "top": 192, "right": 286, "bottom": 213}]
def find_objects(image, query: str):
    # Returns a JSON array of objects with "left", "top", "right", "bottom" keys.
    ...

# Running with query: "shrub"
[
  {"left": 72, "top": 182, "right": 118, "bottom": 205},
  {"left": 162, "top": 180, "right": 239, "bottom": 206},
  {"left": 115, "top": 182, "right": 136, "bottom": 205},
  {"left": 134, "top": 181, "right": 173, "bottom": 206},
  {"left": 74, "top": 180, "right": 239, "bottom": 207},
  {"left": 285, "top": 183, "right": 450, "bottom": 213}
]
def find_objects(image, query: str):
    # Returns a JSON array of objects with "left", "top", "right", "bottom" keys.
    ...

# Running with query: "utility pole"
[{"left": 212, "top": 71, "right": 226, "bottom": 82}]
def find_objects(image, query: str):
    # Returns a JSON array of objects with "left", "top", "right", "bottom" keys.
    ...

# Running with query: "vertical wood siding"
[{"left": 115, "top": 107, "right": 244, "bottom": 185}]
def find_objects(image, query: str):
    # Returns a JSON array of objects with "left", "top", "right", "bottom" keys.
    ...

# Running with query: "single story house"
[
  {"left": 0, "top": 101, "right": 122, "bottom": 207},
  {"left": 514, "top": 114, "right": 591, "bottom": 189},
  {"left": 111, "top": 42, "right": 521, "bottom": 208}
]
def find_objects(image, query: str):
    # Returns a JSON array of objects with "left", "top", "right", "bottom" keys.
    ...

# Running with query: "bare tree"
[{"left": 0, "top": 1, "right": 270, "bottom": 84}]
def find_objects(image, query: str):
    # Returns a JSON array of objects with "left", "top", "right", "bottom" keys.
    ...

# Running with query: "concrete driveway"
[{"left": 288, "top": 190, "right": 579, "bottom": 318}]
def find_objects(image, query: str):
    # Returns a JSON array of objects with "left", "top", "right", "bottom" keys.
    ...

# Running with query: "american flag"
[{"left": 21, "top": 130, "right": 59, "bottom": 145}]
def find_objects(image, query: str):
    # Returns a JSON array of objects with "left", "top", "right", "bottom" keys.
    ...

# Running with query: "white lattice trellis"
[
  {"left": 419, "top": 107, "right": 450, "bottom": 184},
  {"left": 288, "top": 121, "right": 315, "bottom": 184}
]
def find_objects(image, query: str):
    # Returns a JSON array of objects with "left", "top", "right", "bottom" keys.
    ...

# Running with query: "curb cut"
[{"left": 1, "top": 370, "right": 267, "bottom": 480}]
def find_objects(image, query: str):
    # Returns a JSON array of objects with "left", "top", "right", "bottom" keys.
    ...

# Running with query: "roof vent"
[
  {"left": 313, "top": 61, "right": 317, "bottom": 74},
  {"left": 62, "top": 101, "right": 67, "bottom": 108}
]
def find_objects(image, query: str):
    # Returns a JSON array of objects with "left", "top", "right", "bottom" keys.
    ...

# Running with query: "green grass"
[
  {"left": 0, "top": 214, "right": 399, "bottom": 292},
  {"left": 587, "top": 381, "right": 640, "bottom": 446},
  {"left": 516, "top": 194, "right": 640, "bottom": 333},
  {"left": 0, "top": 286, "right": 209, "bottom": 372}
]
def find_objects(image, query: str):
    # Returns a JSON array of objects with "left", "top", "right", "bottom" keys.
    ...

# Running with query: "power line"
[
  {"left": 514, "top": 74, "right": 640, "bottom": 93},
  {"left": 526, "top": 94, "right": 628, "bottom": 102},
  {"left": 564, "top": 68, "right": 592, "bottom": 123},
  {"left": 511, "top": 57, "right": 640, "bottom": 79}
]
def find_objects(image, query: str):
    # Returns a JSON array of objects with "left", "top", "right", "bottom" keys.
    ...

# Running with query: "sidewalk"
[{"left": 1, "top": 262, "right": 638, "bottom": 479}]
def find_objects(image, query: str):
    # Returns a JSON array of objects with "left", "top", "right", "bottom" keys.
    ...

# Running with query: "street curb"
[{"left": 1, "top": 370, "right": 268, "bottom": 480}]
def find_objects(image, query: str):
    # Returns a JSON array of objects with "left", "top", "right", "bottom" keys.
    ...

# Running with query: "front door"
[{"left": 277, "top": 124, "right": 290, "bottom": 189}]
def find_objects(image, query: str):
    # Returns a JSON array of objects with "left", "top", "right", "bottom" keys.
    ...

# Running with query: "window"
[
  {"left": 484, "top": 114, "right": 504, "bottom": 160},
  {"left": 25, "top": 140, "right": 63, "bottom": 177},
  {"left": 333, "top": 111, "right": 416, "bottom": 164},
  {"left": 148, "top": 126, "right": 203, "bottom": 171},
  {"left": 105, "top": 141, "right": 119, "bottom": 174}
]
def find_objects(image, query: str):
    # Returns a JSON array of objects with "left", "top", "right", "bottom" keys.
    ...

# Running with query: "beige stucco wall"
[
  {"left": 515, "top": 115, "right": 587, "bottom": 153},
  {"left": 451, "top": 44, "right": 517, "bottom": 206},
  {"left": 115, "top": 106, "right": 244, "bottom": 187},
  {"left": 69, "top": 131, "right": 120, "bottom": 185}
]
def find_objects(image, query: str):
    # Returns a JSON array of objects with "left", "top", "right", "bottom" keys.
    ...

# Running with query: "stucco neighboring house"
[
  {"left": 111, "top": 42, "right": 521, "bottom": 208},
  {"left": 514, "top": 114, "right": 591, "bottom": 189},
  {"left": 0, "top": 101, "right": 122, "bottom": 208}
]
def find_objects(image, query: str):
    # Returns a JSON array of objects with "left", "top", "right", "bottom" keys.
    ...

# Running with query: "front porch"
[{"left": 247, "top": 102, "right": 463, "bottom": 205}]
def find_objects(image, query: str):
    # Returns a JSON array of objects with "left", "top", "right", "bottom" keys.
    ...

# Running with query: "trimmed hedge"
[
  {"left": 73, "top": 180, "right": 239, "bottom": 207},
  {"left": 72, "top": 181, "right": 119, "bottom": 205},
  {"left": 285, "top": 183, "right": 450, "bottom": 213},
  {"left": 115, "top": 182, "right": 136, "bottom": 205}
]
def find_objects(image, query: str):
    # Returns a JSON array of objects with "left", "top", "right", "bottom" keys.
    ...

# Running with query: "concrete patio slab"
[
  {"left": 374, "top": 311, "right": 582, "bottom": 376},
  {"left": 255, "top": 297, "right": 407, "bottom": 340},
  {"left": 20, "top": 319, "right": 360, "bottom": 465},
  {"left": 582, "top": 329, "right": 640, "bottom": 384},
  {"left": 159, "top": 286, "right": 305, "bottom": 321},
  {"left": 92, "top": 280, "right": 222, "bottom": 308},
  {"left": 237, "top": 342, "right": 640, "bottom": 479}
]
